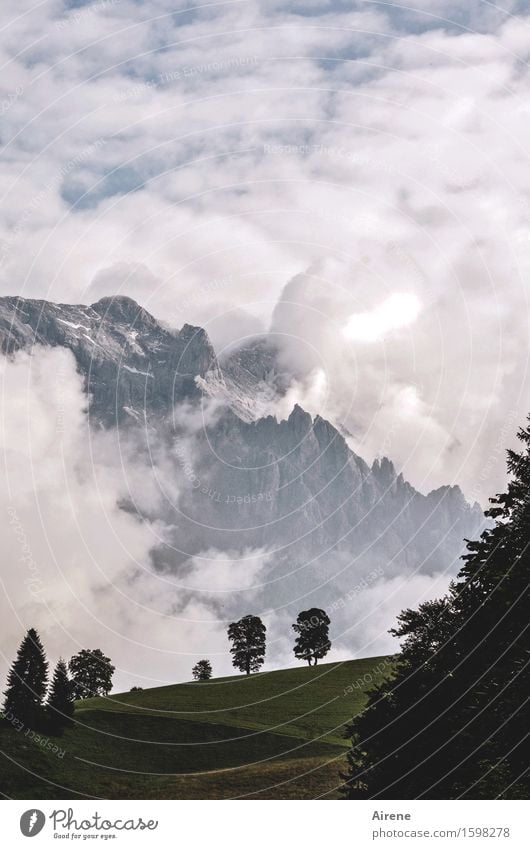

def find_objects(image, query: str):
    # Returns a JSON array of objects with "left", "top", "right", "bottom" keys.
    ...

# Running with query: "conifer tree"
[
  {"left": 342, "top": 419, "right": 530, "bottom": 799},
  {"left": 47, "top": 659, "right": 74, "bottom": 734},
  {"left": 2, "top": 628, "right": 48, "bottom": 731},
  {"left": 192, "top": 659, "right": 213, "bottom": 681}
]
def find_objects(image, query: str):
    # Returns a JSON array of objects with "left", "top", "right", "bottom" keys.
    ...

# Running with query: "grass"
[{"left": 0, "top": 655, "right": 393, "bottom": 800}]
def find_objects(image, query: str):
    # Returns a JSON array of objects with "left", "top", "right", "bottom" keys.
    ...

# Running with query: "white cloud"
[
  {"left": 1, "top": 0, "right": 529, "bottom": 683},
  {"left": 343, "top": 292, "right": 422, "bottom": 343},
  {"left": 0, "top": 349, "right": 254, "bottom": 688}
]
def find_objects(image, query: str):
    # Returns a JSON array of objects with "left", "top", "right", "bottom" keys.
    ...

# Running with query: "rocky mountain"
[
  {"left": 0, "top": 294, "right": 484, "bottom": 602},
  {"left": 0, "top": 295, "right": 221, "bottom": 427}
]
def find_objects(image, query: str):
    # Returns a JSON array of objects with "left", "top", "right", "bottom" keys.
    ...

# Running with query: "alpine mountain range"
[{"left": 0, "top": 294, "right": 484, "bottom": 620}]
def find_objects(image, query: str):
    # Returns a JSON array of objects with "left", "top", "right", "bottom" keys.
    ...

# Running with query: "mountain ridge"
[{"left": 0, "top": 293, "right": 484, "bottom": 601}]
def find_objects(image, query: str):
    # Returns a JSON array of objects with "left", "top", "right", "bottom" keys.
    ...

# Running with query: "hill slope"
[{"left": 0, "top": 656, "right": 392, "bottom": 800}]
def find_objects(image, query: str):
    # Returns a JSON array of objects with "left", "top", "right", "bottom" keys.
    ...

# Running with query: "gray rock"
[{"left": 0, "top": 294, "right": 484, "bottom": 604}]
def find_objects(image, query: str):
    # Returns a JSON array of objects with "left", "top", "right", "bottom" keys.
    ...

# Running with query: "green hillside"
[{"left": 0, "top": 656, "right": 393, "bottom": 800}]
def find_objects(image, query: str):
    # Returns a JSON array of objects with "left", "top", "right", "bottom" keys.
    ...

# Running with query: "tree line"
[
  {"left": 3, "top": 420, "right": 528, "bottom": 799},
  {"left": 2, "top": 639, "right": 115, "bottom": 736},
  {"left": 193, "top": 607, "right": 332, "bottom": 680},
  {"left": 341, "top": 418, "right": 530, "bottom": 800},
  {"left": 2, "top": 608, "right": 332, "bottom": 732}
]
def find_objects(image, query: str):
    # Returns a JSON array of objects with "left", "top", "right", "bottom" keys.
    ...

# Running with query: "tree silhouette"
[
  {"left": 69, "top": 649, "right": 115, "bottom": 699},
  {"left": 342, "top": 419, "right": 530, "bottom": 799},
  {"left": 2, "top": 628, "right": 48, "bottom": 730},
  {"left": 192, "top": 659, "right": 213, "bottom": 681},
  {"left": 47, "top": 659, "right": 74, "bottom": 734},
  {"left": 292, "top": 608, "right": 331, "bottom": 666},
  {"left": 227, "top": 615, "right": 266, "bottom": 675}
]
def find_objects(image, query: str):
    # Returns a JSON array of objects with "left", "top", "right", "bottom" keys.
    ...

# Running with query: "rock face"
[
  {"left": 0, "top": 295, "right": 221, "bottom": 427},
  {"left": 0, "top": 294, "right": 484, "bottom": 592}
]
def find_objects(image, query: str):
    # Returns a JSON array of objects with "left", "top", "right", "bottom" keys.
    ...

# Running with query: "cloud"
[
  {"left": 0, "top": 347, "right": 444, "bottom": 689},
  {"left": 0, "top": 348, "right": 267, "bottom": 688},
  {"left": 343, "top": 293, "right": 422, "bottom": 343},
  {"left": 1, "top": 0, "right": 529, "bottom": 685}
]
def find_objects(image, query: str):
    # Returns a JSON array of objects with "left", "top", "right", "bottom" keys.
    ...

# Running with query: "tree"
[
  {"left": 69, "top": 649, "right": 115, "bottom": 699},
  {"left": 192, "top": 659, "right": 213, "bottom": 681},
  {"left": 342, "top": 419, "right": 530, "bottom": 800},
  {"left": 2, "top": 628, "right": 48, "bottom": 730},
  {"left": 292, "top": 608, "right": 331, "bottom": 666},
  {"left": 47, "top": 659, "right": 74, "bottom": 734},
  {"left": 227, "top": 615, "right": 266, "bottom": 675}
]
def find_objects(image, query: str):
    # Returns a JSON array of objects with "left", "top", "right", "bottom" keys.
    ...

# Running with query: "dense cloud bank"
[
  {"left": 1, "top": 1, "right": 528, "bottom": 686},
  {"left": 0, "top": 347, "right": 458, "bottom": 689},
  {"left": 0, "top": 2, "right": 529, "bottom": 497}
]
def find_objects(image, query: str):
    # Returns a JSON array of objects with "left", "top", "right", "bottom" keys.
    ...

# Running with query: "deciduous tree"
[
  {"left": 69, "top": 649, "right": 115, "bottom": 699},
  {"left": 292, "top": 608, "right": 331, "bottom": 666},
  {"left": 227, "top": 615, "right": 266, "bottom": 675}
]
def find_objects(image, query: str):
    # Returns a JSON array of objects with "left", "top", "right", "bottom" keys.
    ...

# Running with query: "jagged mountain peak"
[
  {"left": 0, "top": 292, "right": 484, "bottom": 582},
  {"left": 90, "top": 294, "right": 157, "bottom": 327},
  {"left": 0, "top": 294, "right": 220, "bottom": 426}
]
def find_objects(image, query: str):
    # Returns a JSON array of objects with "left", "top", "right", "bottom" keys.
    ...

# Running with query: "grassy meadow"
[{"left": 0, "top": 656, "right": 393, "bottom": 800}]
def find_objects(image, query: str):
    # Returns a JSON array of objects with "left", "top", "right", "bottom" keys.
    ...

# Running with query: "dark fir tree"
[
  {"left": 192, "top": 659, "right": 213, "bottom": 681},
  {"left": 47, "top": 659, "right": 74, "bottom": 734},
  {"left": 292, "top": 608, "right": 331, "bottom": 666},
  {"left": 342, "top": 419, "right": 530, "bottom": 800},
  {"left": 227, "top": 615, "right": 266, "bottom": 675},
  {"left": 69, "top": 649, "right": 115, "bottom": 699},
  {"left": 2, "top": 628, "right": 48, "bottom": 730}
]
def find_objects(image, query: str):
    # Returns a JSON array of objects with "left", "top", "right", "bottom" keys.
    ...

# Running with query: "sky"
[{"left": 1, "top": 0, "right": 530, "bottom": 687}]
